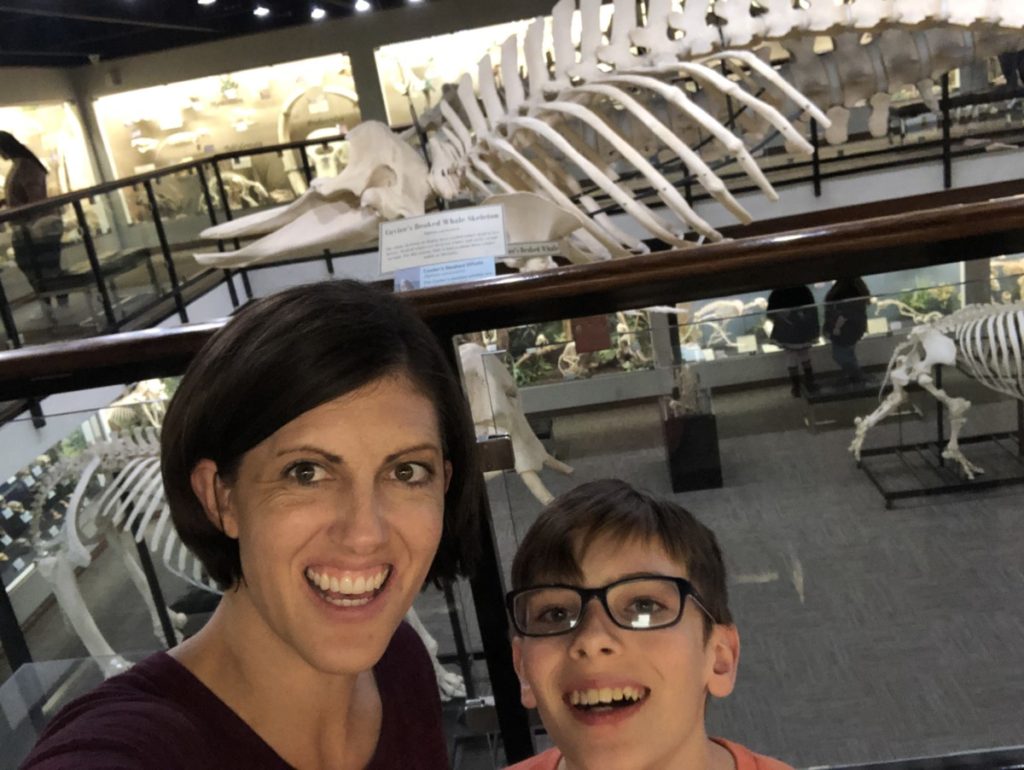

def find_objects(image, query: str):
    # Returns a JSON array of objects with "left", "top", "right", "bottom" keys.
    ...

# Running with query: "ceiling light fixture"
[
  {"left": 354, "top": 0, "right": 370, "bottom": 11},
  {"left": 310, "top": 5, "right": 326, "bottom": 19},
  {"left": 408, "top": 0, "right": 423, "bottom": 4},
  {"left": 197, "top": 0, "right": 216, "bottom": 5},
  {"left": 253, "top": 4, "right": 270, "bottom": 16}
]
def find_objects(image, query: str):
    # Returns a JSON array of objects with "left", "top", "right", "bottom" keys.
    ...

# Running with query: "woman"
[
  {"left": 22, "top": 280, "right": 480, "bottom": 769},
  {"left": 0, "top": 131, "right": 65, "bottom": 303}
]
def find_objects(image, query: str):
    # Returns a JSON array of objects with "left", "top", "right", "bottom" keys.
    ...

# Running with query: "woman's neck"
[{"left": 172, "top": 590, "right": 380, "bottom": 770}]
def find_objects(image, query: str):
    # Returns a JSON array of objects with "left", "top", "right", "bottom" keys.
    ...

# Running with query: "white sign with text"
[{"left": 380, "top": 205, "right": 507, "bottom": 274}]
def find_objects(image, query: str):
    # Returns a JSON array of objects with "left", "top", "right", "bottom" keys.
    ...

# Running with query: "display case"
[{"left": 94, "top": 53, "right": 360, "bottom": 197}]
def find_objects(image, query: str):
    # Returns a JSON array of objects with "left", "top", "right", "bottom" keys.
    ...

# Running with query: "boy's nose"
[{"left": 569, "top": 597, "right": 622, "bottom": 658}]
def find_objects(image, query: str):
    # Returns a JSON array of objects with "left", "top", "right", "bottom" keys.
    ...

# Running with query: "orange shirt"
[{"left": 505, "top": 738, "right": 795, "bottom": 770}]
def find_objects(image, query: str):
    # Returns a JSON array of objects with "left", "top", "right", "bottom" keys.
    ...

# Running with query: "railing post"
[
  {"left": 73, "top": 198, "right": 117, "bottom": 330},
  {"left": 299, "top": 146, "right": 314, "bottom": 185},
  {"left": 810, "top": 119, "right": 822, "bottom": 198},
  {"left": 432, "top": 332, "right": 533, "bottom": 762},
  {"left": 195, "top": 165, "right": 239, "bottom": 308},
  {"left": 0, "top": 268, "right": 22, "bottom": 350},
  {"left": 941, "top": 74, "right": 953, "bottom": 189},
  {"left": 0, "top": 575, "right": 32, "bottom": 671},
  {"left": 143, "top": 180, "right": 187, "bottom": 323}
]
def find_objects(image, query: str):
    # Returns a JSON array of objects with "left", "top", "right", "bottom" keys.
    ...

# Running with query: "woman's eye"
[
  {"left": 287, "top": 461, "right": 326, "bottom": 485},
  {"left": 392, "top": 462, "right": 431, "bottom": 484}
]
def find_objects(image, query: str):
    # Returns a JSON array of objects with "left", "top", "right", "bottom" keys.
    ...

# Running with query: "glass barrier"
[
  {"left": 0, "top": 200, "right": 96, "bottom": 344},
  {"left": 466, "top": 283, "right": 1023, "bottom": 767}
]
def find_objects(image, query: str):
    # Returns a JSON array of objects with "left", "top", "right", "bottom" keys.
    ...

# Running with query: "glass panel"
[
  {"left": 0, "top": 201, "right": 97, "bottom": 344},
  {"left": 80, "top": 190, "right": 170, "bottom": 326},
  {"left": 465, "top": 258, "right": 1022, "bottom": 767}
]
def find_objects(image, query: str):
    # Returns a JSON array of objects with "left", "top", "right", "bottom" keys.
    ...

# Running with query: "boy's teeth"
[{"left": 571, "top": 686, "right": 644, "bottom": 706}]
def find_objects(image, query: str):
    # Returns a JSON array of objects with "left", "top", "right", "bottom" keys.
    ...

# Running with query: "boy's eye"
[
  {"left": 392, "top": 462, "right": 432, "bottom": 484},
  {"left": 533, "top": 605, "right": 573, "bottom": 625},
  {"left": 286, "top": 461, "right": 326, "bottom": 485},
  {"left": 626, "top": 597, "right": 666, "bottom": 616}
]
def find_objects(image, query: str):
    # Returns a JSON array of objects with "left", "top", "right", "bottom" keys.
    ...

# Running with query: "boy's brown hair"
[{"left": 510, "top": 479, "right": 732, "bottom": 637}]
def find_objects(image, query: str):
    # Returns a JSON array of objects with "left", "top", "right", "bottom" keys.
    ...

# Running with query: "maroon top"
[{"left": 21, "top": 622, "right": 448, "bottom": 769}]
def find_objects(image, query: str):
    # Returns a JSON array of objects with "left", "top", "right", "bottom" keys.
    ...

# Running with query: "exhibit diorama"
[{"left": 1, "top": 0, "right": 1024, "bottom": 768}]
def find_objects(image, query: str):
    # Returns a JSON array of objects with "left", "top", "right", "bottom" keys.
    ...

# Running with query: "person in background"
[
  {"left": 0, "top": 131, "right": 66, "bottom": 306},
  {"left": 824, "top": 277, "right": 871, "bottom": 385},
  {"left": 767, "top": 285, "right": 820, "bottom": 397}
]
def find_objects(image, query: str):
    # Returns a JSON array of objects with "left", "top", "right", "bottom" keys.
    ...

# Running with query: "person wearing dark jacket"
[
  {"left": 824, "top": 277, "right": 870, "bottom": 384},
  {"left": 767, "top": 285, "right": 820, "bottom": 396}
]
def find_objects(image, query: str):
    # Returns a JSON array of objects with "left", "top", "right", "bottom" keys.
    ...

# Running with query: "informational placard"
[
  {"left": 506, "top": 241, "right": 560, "bottom": 258},
  {"left": 380, "top": 205, "right": 506, "bottom": 274},
  {"left": 736, "top": 334, "right": 758, "bottom": 354},
  {"left": 867, "top": 317, "right": 890, "bottom": 335},
  {"left": 393, "top": 257, "right": 496, "bottom": 292}
]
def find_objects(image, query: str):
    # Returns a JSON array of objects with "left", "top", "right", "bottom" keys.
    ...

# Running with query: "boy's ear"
[
  {"left": 706, "top": 624, "right": 740, "bottom": 699},
  {"left": 190, "top": 459, "right": 239, "bottom": 539},
  {"left": 511, "top": 636, "right": 538, "bottom": 709}
]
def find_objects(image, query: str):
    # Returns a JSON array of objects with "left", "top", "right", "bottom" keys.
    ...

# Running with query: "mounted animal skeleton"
[
  {"left": 27, "top": 402, "right": 466, "bottom": 699},
  {"left": 196, "top": 0, "right": 1022, "bottom": 268},
  {"left": 849, "top": 301, "right": 1024, "bottom": 478}
]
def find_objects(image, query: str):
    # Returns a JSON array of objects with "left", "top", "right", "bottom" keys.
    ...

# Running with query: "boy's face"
[{"left": 512, "top": 535, "right": 739, "bottom": 770}]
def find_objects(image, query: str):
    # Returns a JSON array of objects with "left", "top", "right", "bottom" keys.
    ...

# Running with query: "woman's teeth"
[
  {"left": 305, "top": 567, "right": 389, "bottom": 606},
  {"left": 569, "top": 686, "right": 646, "bottom": 707}
]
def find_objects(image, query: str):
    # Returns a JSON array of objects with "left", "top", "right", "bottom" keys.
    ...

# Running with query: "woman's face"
[{"left": 211, "top": 373, "right": 450, "bottom": 675}]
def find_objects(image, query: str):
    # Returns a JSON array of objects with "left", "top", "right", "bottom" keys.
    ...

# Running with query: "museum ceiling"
[{"left": 0, "top": 0, "right": 426, "bottom": 68}]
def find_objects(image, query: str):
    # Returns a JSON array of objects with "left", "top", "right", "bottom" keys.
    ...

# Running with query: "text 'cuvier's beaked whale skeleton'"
[{"left": 197, "top": 0, "right": 1023, "bottom": 269}]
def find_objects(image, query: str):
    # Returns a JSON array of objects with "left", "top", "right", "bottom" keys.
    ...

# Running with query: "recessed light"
[
  {"left": 408, "top": 0, "right": 423, "bottom": 4},
  {"left": 253, "top": 4, "right": 270, "bottom": 16},
  {"left": 354, "top": 0, "right": 370, "bottom": 11},
  {"left": 197, "top": 0, "right": 216, "bottom": 5},
  {"left": 310, "top": 5, "right": 326, "bottom": 19}
]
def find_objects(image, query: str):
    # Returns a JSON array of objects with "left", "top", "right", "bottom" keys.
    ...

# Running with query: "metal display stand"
[{"left": 857, "top": 367, "right": 1024, "bottom": 508}]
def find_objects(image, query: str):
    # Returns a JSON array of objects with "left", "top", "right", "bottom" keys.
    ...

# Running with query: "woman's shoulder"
[
  {"left": 21, "top": 651, "right": 288, "bottom": 770},
  {"left": 21, "top": 654, "right": 205, "bottom": 769}
]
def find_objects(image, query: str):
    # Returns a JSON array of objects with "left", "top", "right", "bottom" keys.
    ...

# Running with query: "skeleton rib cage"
[
  {"left": 32, "top": 427, "right": 218, "bottom": 595},
  {"left": 423, "top": 0, "right": 1024, "bottom": 260},
  {"left": 945, "top": 302, "right": 1024, "bottom": 401}
]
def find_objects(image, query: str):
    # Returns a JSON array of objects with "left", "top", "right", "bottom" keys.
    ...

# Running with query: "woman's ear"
[
  {"left": 190, "top": 459, "right": 239, "bottom": 539},
  {"left": 511, "top": 636, "right": 538, "bottom": 709},
  {"left": 706, "top": 624, "right": 740, "bottom": 699}
]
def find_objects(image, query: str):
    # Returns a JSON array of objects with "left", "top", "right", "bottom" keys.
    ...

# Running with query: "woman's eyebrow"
[
  {"left": 384, "top": 442, "right": 442, "bottom": 463},
  {"left": 275, "top": 445, "right": 342, "bottom": 464}
]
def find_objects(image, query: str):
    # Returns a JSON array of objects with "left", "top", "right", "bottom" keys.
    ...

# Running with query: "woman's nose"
[{"left": 328, "top": 483, "right": 387, "bottom": 551}]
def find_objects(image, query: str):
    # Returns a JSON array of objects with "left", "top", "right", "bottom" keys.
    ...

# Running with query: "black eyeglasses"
[{"left": 506, "top": 575, "right": 714, "bottom": 637}]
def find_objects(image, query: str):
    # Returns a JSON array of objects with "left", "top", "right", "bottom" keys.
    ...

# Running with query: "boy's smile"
[{"left": 512, "top": 535, "right": 740, "bottom": 770}]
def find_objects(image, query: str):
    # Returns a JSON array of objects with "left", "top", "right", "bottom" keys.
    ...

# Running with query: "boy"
[{"left": 505, "top": 479, "right": 792, "bottom": 770}]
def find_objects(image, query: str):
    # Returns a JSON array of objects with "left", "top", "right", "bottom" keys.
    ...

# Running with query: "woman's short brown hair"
[
  {"left": 161, "top": 279, "right": 480, "bottom": 589},
  {"left": 510, "top": 479, "right": 732, "bottom": 638}
]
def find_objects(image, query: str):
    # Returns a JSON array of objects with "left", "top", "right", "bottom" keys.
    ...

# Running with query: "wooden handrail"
[{"left": 2, "top": 192, "right": 1023, "bottom": 400}]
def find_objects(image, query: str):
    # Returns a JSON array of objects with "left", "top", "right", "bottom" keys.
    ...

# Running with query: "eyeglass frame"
[{"left": 505, "top": 575, "right": 716, "bottom": 638}]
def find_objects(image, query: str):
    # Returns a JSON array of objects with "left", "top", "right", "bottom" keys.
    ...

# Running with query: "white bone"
[{"left": 852, "top": 302, "right": 1024, "bottom": 476}]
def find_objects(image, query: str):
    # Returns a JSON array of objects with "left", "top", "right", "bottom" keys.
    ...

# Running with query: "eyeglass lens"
[{"left": 514, "top": 578, "right": 684, "bottom": 635}]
